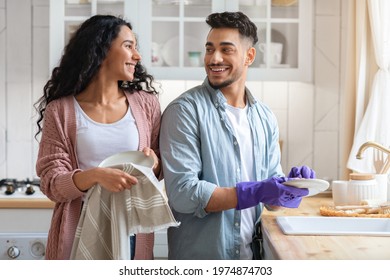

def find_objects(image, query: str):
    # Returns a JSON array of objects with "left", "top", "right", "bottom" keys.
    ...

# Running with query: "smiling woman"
[{"left": 34, "top": 15, "right": 162, "bottom": 260}]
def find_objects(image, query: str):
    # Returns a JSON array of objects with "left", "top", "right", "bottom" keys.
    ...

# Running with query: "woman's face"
[{"left": 101, "top": 25, "right": 141, "bottom": 82}]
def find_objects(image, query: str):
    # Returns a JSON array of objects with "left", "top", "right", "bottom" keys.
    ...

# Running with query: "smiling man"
[{"left": 159, "top": 11, "right": 313, "bottom": 260}]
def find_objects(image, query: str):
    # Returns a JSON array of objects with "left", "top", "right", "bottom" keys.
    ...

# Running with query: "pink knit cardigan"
[{"left": 36, "top": 91, "right": 161, "bottom": 260}]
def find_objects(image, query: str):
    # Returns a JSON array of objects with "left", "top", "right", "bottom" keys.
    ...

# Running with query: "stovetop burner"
[{"left": 0, "top": 178, "right": 47, "bottom": 199}]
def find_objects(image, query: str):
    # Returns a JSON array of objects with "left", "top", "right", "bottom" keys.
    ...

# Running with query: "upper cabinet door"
[
  {"left": 133, "top": 0, "right": 221, "bottom": 81},
  {"left": 50, "top": 0, "right": 125, "bottom": 70},
  {"left": 227, "top": 0, "right": 312, "bottom": 81},
  {"left": 50, "top": 0, "right": 312, "bottom": 81}
]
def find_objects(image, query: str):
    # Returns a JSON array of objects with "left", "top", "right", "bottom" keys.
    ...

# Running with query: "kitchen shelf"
[{"left": 50, "top": 0, "right": 312, "bottom": 81}]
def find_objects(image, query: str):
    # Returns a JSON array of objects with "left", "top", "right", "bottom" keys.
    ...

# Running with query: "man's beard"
[{"left": 208, "top": 78, "right": 235, "bottom": 89}]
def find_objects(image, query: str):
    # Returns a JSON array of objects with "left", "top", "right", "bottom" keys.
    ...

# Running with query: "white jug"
[{"left": 258, "top": 42, "right": 283, "bottom": 65}]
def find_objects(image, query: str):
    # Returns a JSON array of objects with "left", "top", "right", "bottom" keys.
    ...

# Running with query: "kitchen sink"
[{"left": 276, "top": 216, "right": 390, "bottom": 236}]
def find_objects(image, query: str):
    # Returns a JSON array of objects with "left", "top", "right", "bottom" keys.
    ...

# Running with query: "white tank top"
[
  {"left": 226, "top": 103, "right": 256, "bottom": 260},
  {"left": 74, "top": 97, "right": 139, "bottom": 170}
]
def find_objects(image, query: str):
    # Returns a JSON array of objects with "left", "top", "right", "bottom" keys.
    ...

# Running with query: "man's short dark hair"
[{"left": 206, "top": 11, "right": 258, "bottom": 46}]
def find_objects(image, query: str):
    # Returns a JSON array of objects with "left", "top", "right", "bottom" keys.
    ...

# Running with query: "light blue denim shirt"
[{"left": 159, "top": 78, "right": 284, "bottom": 260}]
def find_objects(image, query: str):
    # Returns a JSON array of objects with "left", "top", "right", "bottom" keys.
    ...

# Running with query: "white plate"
[
  {"left": 98, "top": 151, "right": 154, "bottom": 168},
  {"left": 277, "top": 216, "right": 390, "bottom": 236},
  {"left": 282, "top": 179, "right": 329, "bottom": 197},
  {"left": 161, "top": 36, "right": 204, "bottom": 67}
]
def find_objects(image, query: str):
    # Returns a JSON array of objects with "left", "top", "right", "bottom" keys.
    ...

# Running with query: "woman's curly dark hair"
[
  {"left": 206, "top": 11, "right": 258, "bottom": 46},
  {"left": 34, "top": 15, "right": 158, "bottom": 137}
]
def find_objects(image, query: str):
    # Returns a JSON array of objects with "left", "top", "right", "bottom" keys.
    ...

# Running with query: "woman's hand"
[
  {"left": 73, "top": 167, "right": 138, "bottom": 193},
  {"left": 142, "top": 147, "right": 160, "bottom": 176},
  {"left": 96, "top": 168, "right": 138, "bottom": 192}
]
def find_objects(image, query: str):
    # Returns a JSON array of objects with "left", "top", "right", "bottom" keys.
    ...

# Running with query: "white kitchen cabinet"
[{"left": 50, "top": 0, "right": 312, "bottom": 81}]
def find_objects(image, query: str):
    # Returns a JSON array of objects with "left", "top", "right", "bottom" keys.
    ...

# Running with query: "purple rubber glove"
[
  {"left": 288, "top": 165, "right": 316, "bottom": 179},
  {"left": 236, "top": 176, "right": 309, "bottom": 210}
]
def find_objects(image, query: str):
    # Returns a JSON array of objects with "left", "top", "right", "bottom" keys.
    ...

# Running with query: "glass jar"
[{"left": 347, "top": 173, "right": 379, "bottom": 205}]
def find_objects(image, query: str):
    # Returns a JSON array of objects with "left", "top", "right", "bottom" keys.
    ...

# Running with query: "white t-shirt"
[
  {"left": 226, "top": 103, "right": 256, "bottom": 260},
  {"left": 74, "top": 98, "right": 139, "bottom": 170}
]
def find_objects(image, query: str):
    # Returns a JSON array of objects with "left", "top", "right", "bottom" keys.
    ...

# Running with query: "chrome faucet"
[{"left": 356, "top": 141, "right": 390, "bottom": 159}]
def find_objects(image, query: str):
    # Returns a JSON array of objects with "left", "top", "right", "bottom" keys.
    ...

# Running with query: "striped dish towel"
[{"left": 70, "top": 163, "right": 180, "bottom": 260}]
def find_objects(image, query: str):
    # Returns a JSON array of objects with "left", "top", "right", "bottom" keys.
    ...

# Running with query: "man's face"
[{"left": 204, "top": 28, "right": 254, "bottom": 89}]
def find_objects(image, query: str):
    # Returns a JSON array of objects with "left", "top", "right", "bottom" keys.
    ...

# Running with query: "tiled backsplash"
[{"left": 0, "top": 0, "right": 343, "bottom": 183}]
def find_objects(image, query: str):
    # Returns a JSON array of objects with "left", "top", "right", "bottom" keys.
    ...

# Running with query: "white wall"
[
  {"left": 313, "top": 0, "right": 342, "bottom": 181},
  {"left": 0, "top": 0, "right": 343, "bottom": 182},
  {"left": 0, "top": 0, "right": 6, "bottom": 177},
  {"left": 0, "top": 0, "right": 49, "bottom": 180}
]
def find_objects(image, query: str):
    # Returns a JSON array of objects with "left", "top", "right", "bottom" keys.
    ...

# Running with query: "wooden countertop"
[
  {"left": 0, "top": 198, "right": 55, "bottom": 209},
  {"left": 261, "top": 193, "right": 390, "bottom": 259}
]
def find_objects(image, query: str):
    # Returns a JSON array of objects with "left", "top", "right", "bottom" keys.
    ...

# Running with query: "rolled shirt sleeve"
[{"left": 160, "top": 101, "right": 217, "bottom": 218}]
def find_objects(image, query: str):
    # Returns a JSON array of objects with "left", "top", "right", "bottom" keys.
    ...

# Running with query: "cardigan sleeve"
[
  {"left": 149, "top": 94, "right": 163, "bottom": 180},
  {"left": 36, "top": 100, "right": 84, "bottom": 202}
]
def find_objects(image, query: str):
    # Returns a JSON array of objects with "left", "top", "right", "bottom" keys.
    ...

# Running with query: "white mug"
[
  {"left": 331, "top": 180, "right": 348, "bottom": 206},
  {"left": 258, "top": 42, "right": 283, "bottom": 65}
]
